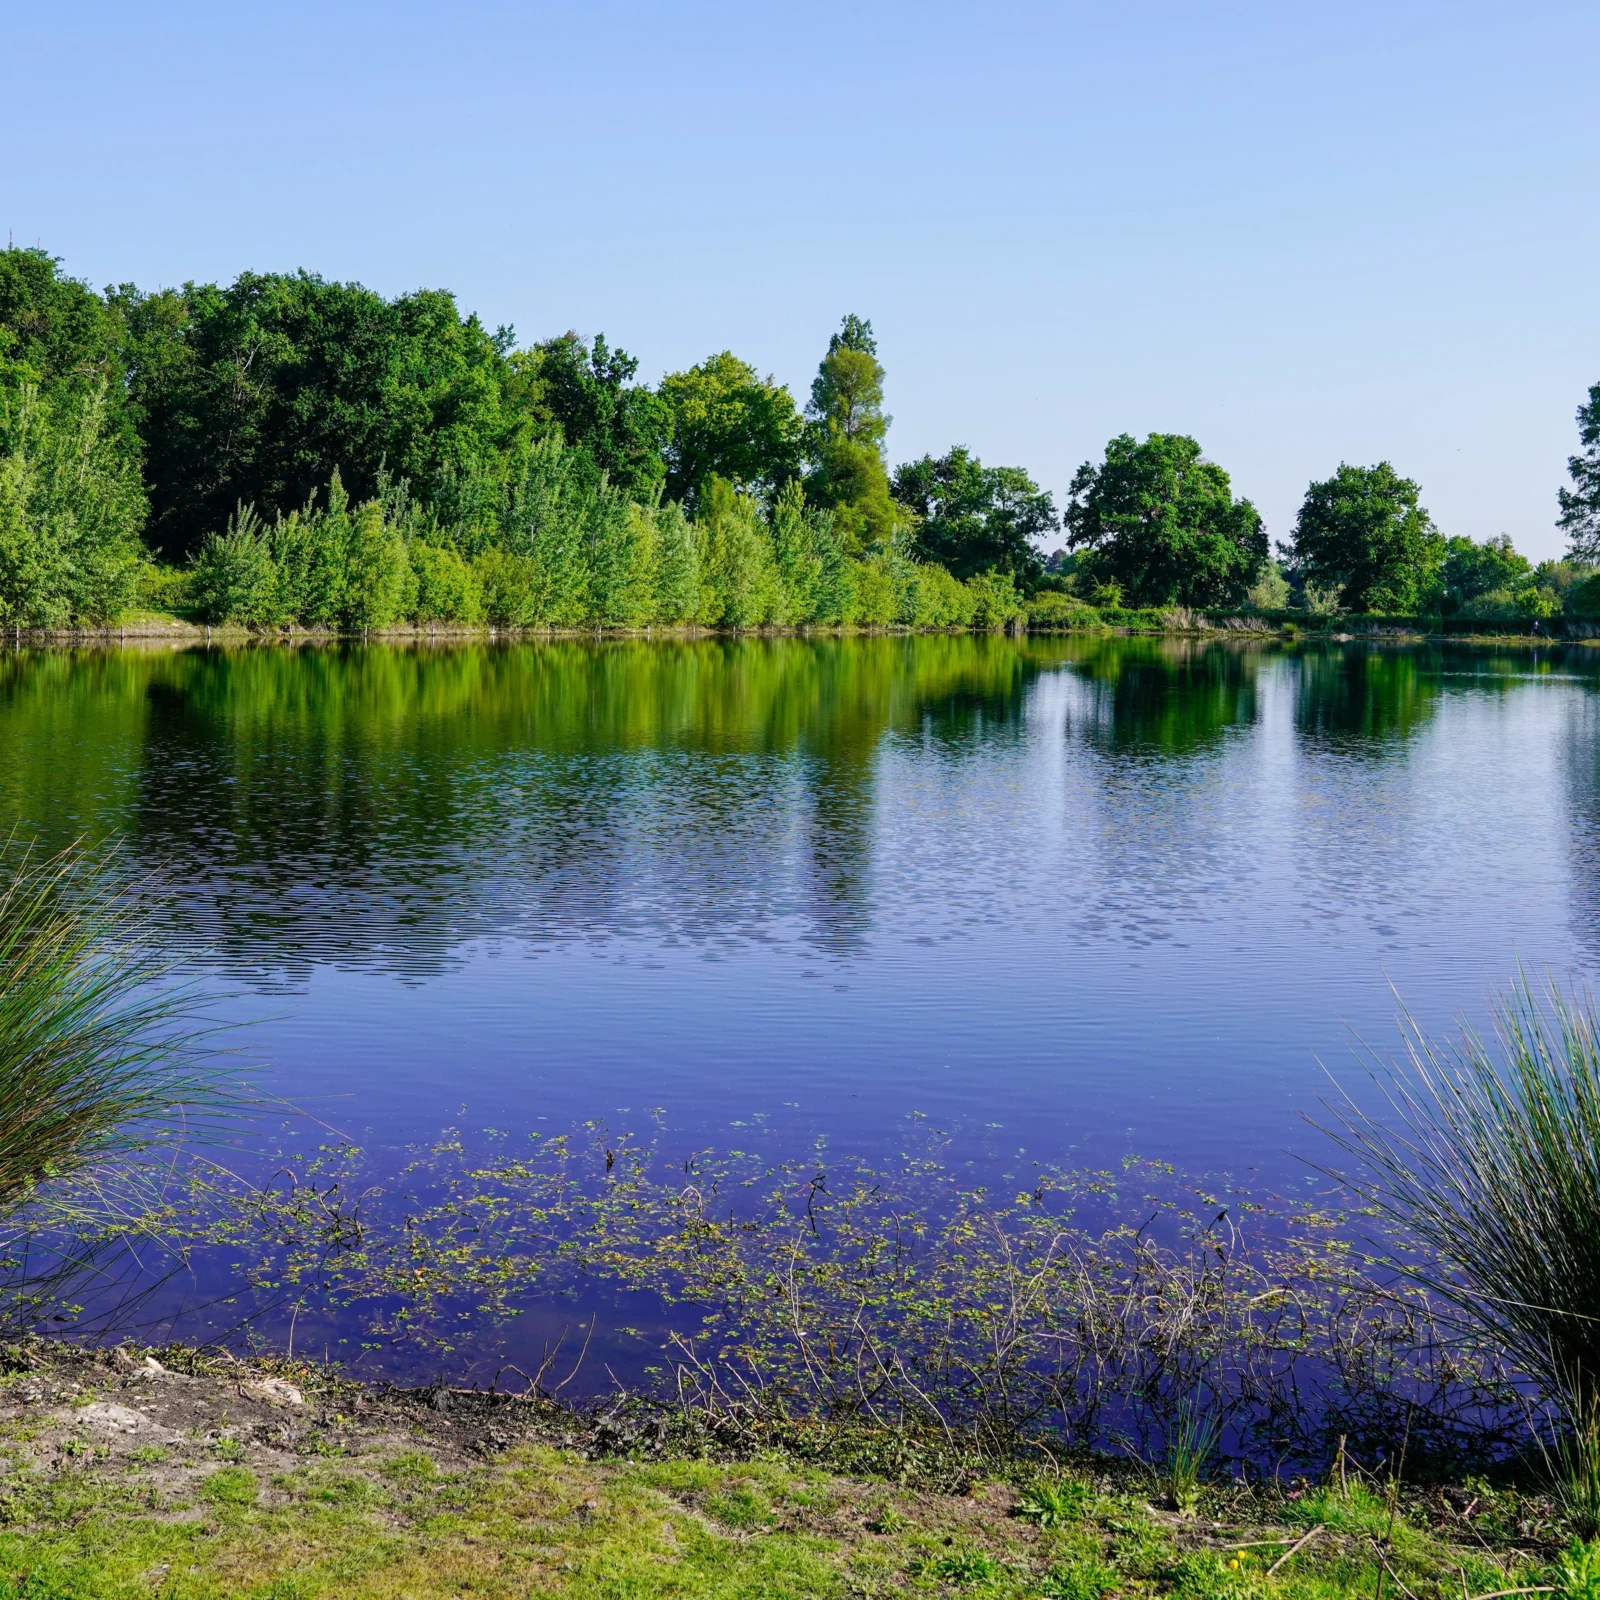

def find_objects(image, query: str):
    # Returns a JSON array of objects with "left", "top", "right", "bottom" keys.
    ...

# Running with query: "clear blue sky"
[{"left": 7, "top": 0, "right": 1597, "bottom": 558}]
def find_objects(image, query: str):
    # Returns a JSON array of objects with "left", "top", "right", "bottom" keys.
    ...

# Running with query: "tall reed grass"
[
  {"left": 0, "top": 837, "right": 226, "bottom": 1214},
  {"left": 1324, "top": 977, "right": 1600, "bottom": 1429}
]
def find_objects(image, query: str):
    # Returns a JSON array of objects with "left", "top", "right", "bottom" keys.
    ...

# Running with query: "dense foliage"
[
  {"left": 1063, "top": 433, "right": 1266, "bottom": 607},
  {"left": 1561, "top": 383, "right": 1600, "bottom": 561},
  {"left": 893, "top": 445, "right": 1058, "bottom": 583},
  {"left": 185, "top": 463, "right": 1025, "bottom": 630},
  {"left": 1285, "top": 462, "right": 1444, "bottom": 613},
  {"left": 2, "top": 244, "right": 1598, "bottom": 631}
]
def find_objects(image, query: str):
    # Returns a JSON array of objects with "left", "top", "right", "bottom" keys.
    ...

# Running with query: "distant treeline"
[{"left": 2, "top": 245, "right": 1598, "bottom": 630}]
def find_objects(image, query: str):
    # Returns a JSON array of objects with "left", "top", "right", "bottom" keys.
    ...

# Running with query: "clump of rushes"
[
  {"left": 1163, "top": 1398, "right": 1220, "bottom": 1516},
  {"left": 0, "top": 836, "right": 225, "bottom": 1214},
  {"left": 1326, "top": 976, "right": 1600, "bottom": 1518}
]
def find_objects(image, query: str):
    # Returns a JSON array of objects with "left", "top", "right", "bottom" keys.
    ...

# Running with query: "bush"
[
  {"left": 189, "top": 507, "right": 280, "bottom": 626},
  {"left": 409, "top": 541, "right": 482, "bottom": 624},
  {"left": 135, "top": 562, "right": 194, "bottom": 616},
  {"left": 1028, "top": 591, "right": 1100, "bottom": 629},
  {"left": 847, "top": 556, "right": 898, "bottom": 626},
  {"left": 0, "top": 382, "right": 146, "bottom": 627},
  {"left": 906, "top": 560, "right": 979, "bottom": 626},
  {"left": 340, "top": 500, "right": 415, "bottom": 629},
  {"left": 474, "top": 548, "right": 542, "bottom": 627},
  {"left": 968, "top": 570, "right": 1026, "bottom": 629}
]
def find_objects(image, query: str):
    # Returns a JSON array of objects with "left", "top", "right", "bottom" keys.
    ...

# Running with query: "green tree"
[
  {"left": 1560, "top": 382, "right": 1600, "bottom": 560},
  {"left": 652, "top": 501, "right": 701, "bottom": 623},
  {"left": 892, "top": 446, "right": 1057, "bottom": 583},
  {"left": 1436, "top": 533, "right": 1532, "bottom": 613},
  {"left": 114, "top": 270, "right": 530, "bottom": 559},
  {"left": 1286, "top": 461, "right": 1442, "bottom": 613},
  {"left": 510, "top": 331, "right": 669, "bottom": 504},
  {"left": 804, "top": 315, "right": 898, "bottom": 555},
  {"left": 697, "top": 477, "right": 780, "bottom": 626},
  {"left": 0, "top": 249, "right": 128, "bottom": 407},
  {"left": 1064, "top": 433, "right": 1265, "bottom": 607},
  {"left": 660, "top": 352, "right": 802, "bottom": 510},
  {"left": 0, "top": 382, "right": 146, "bottom": 627}
]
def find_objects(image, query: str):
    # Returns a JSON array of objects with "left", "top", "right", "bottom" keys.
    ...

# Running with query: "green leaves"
[
  {"left": 1287, "top": 461, "right": 1441, "bottom": 614},
  {"left": 1064, "top": 433, "right": 1265, "bottom": 609},
  {"left": 893, "top": 447, "right": 1058, "bottom": 584},
  {"left": 0, "top": 382, "right": 146, "bottom": 627},
  {"left": 661, "top": 352, "right": 803, "bottom": 511},
  {"left": 1560, "top": 382, "right": 1600, "bottom": 562}
]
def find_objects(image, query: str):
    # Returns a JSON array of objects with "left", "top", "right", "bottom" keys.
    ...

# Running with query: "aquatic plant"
[
  {"left": 140, "top": 1119, "right": 1515, "bottom": 1476},
  {"left": 0, "top": 836, "right": 224, "bottom": 1213},
  {"left": 1323, "top": 977, "right": 1600, "bottom": 1434},
  {"left": 1162, "top": 1398, "right": 1220, "bottom": 1515}
]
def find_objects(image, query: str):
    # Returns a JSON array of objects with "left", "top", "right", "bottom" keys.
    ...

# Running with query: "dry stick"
[
  {"left": 1267, "top": 1524, "right": 1324, "bottom": 1575},
  {"left": 1371, "top": 1542, "right": 1423, "bottom": 1600}
]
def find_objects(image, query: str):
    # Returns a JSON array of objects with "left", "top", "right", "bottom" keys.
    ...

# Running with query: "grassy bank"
[{"left": 0, "top": 1341, "right": 1584, "bottom": 1600}]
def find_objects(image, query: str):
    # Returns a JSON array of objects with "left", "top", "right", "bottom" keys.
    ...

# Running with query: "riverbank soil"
[{"left": 0, "top": 1343, "right": 1564, "bottom": 1598}]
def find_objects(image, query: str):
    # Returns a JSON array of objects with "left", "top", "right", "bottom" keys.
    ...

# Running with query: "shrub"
[
  {"left": 474, "top": 548, "right": 542, "bottom": 627},
  {"left": 967, "top": 570, "right": 1026, "bottom": 629},
  {"left": 907, "top": 560, "right": 979, "bottom": 626},
  {"left": 847, "top": 556, "right": 898, "bottom": 626},
  {"left": 135, "top": 562, "right": 193, "bottom": 616},
  {"left": 409, "top": 541, "right": 482, "bottom": 625},
  {"left": 340, "top": 500, "right": 416, "bottom": 629},
  {"left": 0, "top": 382, "right": 146, "bottom": 627},
  {"left": 1028, "top": 591, "right": 1099, "bottom": 628},
  {"left": 189, "top": 506, "right": 278, "bottom": 625}
]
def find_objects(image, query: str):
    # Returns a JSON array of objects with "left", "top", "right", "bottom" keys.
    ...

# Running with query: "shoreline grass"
[{"left": 0, "top": 1339, "right": 1587, "bottom": 1600}]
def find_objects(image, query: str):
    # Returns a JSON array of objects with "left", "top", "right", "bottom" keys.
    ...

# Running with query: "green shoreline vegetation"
[
  {"left": 14, "top": 252, "right": 1600, "bottom": 1592},
  {"left": 9, "top": 849, "right": 1600, "bottom": 1594},
  {"left": 5, "top": 247, "right": 1600, "bottom": 640}
]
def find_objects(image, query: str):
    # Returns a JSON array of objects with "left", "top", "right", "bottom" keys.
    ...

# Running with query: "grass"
[
  {"left": 0, "top": 1440, "right": 1572, "bottom": 1599},
  {"left": 1325, "top": 976, "right": 1600, "bottom": 1484},
  {"left": 0, "top": 837, "right": 225, "bottom": 1213},
  {"left": 1162, "top": 1402, "right": 1220, "bottom": 1517}
]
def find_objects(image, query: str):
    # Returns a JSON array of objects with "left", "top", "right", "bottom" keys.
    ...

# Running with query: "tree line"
[{"left": 2, "top": 244, "right": 1598, "bottom": 629}]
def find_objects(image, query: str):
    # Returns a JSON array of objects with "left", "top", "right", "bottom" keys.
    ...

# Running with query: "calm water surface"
[{"left": 4, "top": 633, "right": 1597, "bottom": 1193}]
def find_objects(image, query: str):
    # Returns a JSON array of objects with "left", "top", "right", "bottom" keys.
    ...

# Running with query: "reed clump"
[
  {"left": 0, "top": 837, "right": 224, "bottom": 1212},
  {"left": 1325, "top": 977, "right": 1600, "bottom": 1519},
  {"left": 1327, "top": 979, "right": 1600, "bottom": 1405}
]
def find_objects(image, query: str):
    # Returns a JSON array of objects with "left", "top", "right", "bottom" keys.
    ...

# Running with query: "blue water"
[{"left": 5, "top": 632, "right": 1599, "bottom": 1375}]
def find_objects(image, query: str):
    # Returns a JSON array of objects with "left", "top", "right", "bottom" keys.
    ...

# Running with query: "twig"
[
  {"left": 1370, "top": 1543, "right": 1422, "bottom": 1600},
  {"left": 1267, "top": 1525, "right": 1323, "bottom": 1575}
]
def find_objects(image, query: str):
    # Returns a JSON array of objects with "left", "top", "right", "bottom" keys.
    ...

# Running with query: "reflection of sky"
[{"left": 4, "top": 640, "right": 1600, "bottom": 1199}]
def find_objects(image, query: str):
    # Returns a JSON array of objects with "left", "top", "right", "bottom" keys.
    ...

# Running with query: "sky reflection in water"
[{"left": 2, "top": 633, "right": 1596, "bottom": 1195}]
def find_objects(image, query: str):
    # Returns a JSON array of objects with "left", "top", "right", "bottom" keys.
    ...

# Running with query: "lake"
[{"left": 3, "top": 633, "right": 1596, "bottom": 1359}]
